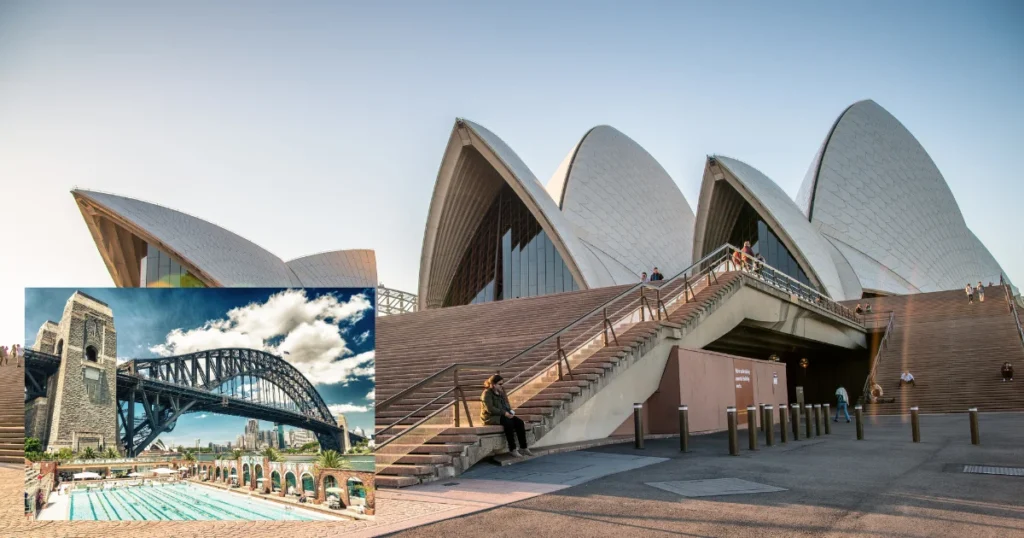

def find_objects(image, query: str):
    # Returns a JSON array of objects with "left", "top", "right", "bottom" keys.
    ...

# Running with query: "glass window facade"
[
  {"left": 140, "top": 244, "right": 206, "bottom": 288},
  {"left": 729, "top": 203, "right": 812, "bottom": 287},
  {"left": 444, "top": 184, "right": 579, "bottom": 307}
]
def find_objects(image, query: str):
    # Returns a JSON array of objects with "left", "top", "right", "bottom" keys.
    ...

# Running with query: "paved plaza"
[
  {"left": 392, "top": 413, "right": 1024, "bottom": 537},
  {"left": 4, "top": 413, "right": 1023, "bottom": 536}
]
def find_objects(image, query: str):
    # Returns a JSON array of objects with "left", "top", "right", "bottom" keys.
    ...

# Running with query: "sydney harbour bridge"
[{"left": 25, "top": 347, "right": 347, "bottom": 457}]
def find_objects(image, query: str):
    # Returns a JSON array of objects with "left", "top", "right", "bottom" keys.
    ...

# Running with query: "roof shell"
[
  {"left": 797, "top": 99, "right": 1009, "bottom": 292},
  {"left": 546, "top": 125, "right": 695, "bottom": 282}
]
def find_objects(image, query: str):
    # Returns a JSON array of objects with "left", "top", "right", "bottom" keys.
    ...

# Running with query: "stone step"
[
  {"left": 375, "top": 475, "right": 419, "bottom": 488},
  {"left": 375, "top": 464, "right": 435, "bottom": 476}
]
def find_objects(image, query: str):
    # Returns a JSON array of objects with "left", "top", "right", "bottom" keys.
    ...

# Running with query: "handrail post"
[
  {"left": 454, "top": 368, "right": 461, "bottom": 428},
  {"left": 557, "top": 336, "right": 572, "bottom": 381},
  {"left": 656, "top": 289, "right": 663, "bottom": 320},
  {"left": 640, "top": 288, "right": 646, "bottom": 322},
  {"left": 603, "top": 308, "right": 618, "bottom": 346}
]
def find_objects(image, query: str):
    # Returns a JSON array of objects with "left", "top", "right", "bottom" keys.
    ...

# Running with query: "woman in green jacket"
[{"left": 481, "top": 374, "right": 532, "bottom": 457}]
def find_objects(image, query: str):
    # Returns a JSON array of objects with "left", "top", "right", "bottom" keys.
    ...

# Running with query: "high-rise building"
[{"left": 288, "top": 428, "right": 316, "bottom": 448}]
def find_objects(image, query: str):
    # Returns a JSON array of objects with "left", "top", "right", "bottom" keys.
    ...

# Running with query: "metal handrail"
[
  {"left": 377, "top": 242, "right": 732, "bottom": 412},
  {"left": 375, "top": 244, "right": 736, "bottom": 451},
  {"left": 1004, "top": 282, "right": 1024, "bottom": 352},
  {"left": 375, "top": 243, "right": 862, "bottom": 452},
  {"left": 861, "top": 311, "right": 896, "bottom": 402}
]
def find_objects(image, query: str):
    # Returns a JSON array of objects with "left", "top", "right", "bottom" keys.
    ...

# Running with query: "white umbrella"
[
  {"left": 152, "top": 468, "right": 176, "bottom": 475},
  {"left": 127, "top": 472, "right": 145, "bottom": 477},
  {"left": 257, "top": 478, "right": 265, "bottom": 482},
  {"left": 73, "top": 472, "right": 101, "bottom": 480}
]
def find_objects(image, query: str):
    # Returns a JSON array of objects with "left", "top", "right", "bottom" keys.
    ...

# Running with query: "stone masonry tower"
[{"left": 42, "top": 292, "right": 118, "bottom": 454}]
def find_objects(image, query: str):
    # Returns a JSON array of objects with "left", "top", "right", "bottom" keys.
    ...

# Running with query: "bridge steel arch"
[
  {"left": 26, "top": 347, "right": 345, "bottom": 457},
  {"left": 116, "top": 348, "right": 341, "bottom": 456}
]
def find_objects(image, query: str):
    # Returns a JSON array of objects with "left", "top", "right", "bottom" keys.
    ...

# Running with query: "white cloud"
[
  {"left": 328, "top": 403, "right": 370, "bottom": 415},
  {"left": 293, "top": 350, "right": 374, "bottom": 386},
  {"left": 147, "top": 290, "right": 373, "bottom": 386},
  {"left": 365, "top": 389, "right": 375, "bottom": 401},
  {"left": 196, "top": 414, "right": 208, "bottom": 419},
  {"left": 354, "top": 330, "right": 370, "bottom": 344}
]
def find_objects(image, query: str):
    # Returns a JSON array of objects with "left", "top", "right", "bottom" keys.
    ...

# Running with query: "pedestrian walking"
[
  {"left": 965, "top": 283, "right": 974, "bottom": 304},
  {"left": 0, "top": 345, "right": 7, "bottom": 367},
  {"left": 977, "top": 282, "right": 985, "bottom": 302},
  {"left": 834, "top": 385, "right": 851, "bottom": 422}
]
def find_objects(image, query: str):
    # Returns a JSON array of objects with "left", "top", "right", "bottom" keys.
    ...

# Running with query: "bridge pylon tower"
[{"left": 34, "top": 292, "right": 119, "bottom": 454}]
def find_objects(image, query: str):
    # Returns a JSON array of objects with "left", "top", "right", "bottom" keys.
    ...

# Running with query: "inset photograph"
[{"left": 23, "top": 287, "right": 375, "bottom": 521}]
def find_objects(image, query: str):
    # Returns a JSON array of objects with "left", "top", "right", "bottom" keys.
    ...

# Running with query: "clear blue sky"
[
  {"left": 24, "top": 287, "right": 375, "bottom": 448},
  {"left": 1, "top": 1, "right": 1021, "bottom": 342}
]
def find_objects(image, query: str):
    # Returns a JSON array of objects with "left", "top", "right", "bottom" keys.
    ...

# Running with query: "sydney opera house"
[
  {"left": 420, "top": 98, "right": 1011, "bottom": 309},
  {"left": 75, "top": 99, "right": 1012, "bottom": 304}
]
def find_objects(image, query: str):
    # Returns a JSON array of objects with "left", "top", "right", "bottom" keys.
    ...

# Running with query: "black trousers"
[{"left": 499, "top": 415, "right": 527, "bottom": 450}]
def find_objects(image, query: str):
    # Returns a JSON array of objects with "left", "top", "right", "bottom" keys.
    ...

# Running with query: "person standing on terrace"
[{"left": 481, "top": 374, "right": 533, "bottom": 458}]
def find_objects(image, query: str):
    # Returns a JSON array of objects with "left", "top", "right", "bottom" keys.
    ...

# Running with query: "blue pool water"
[{"left": 68, "top": 483, "right": 335, "bottom": 521}]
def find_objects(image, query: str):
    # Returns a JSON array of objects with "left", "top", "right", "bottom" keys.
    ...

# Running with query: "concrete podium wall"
[{"left": 611, "top": 347, "right": 788, "bottom": 436}]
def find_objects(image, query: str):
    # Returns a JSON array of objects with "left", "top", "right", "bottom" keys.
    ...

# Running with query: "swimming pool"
[{"left": 68, "top": 483, "right": 336, "bottom": 521}]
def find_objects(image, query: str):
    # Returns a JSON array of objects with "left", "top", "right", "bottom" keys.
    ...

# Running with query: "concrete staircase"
[
  {"left": 856, "top": 284, "right": 1024, "bottom": 415},
  {"left": 375, "top": 271, "right": 742, "bottom": 487},
  {"left": 0, "top": 362, "right": 25, "bottom": 463}
]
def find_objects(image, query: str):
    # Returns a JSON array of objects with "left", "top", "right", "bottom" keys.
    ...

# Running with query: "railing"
[
  {"left": 1004, "top": 282, "right": 1024, "bottom": 352},
  {"left": 861, "top": 311, "right": 896, "bottom": 403},
  {"left": 378, "top": 286, "right": 418, "bottom": 316},
  {"left": 375, "top": 245, "right": 863, "bottom": 464}
]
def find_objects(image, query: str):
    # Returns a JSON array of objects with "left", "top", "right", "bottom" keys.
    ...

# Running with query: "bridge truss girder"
[{"left": 119, "top": 348, "right": 335, "bottom": 424}]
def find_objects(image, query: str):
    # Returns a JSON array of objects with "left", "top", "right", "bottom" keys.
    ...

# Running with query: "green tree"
[
  {"left": 56, "top": 448, "right": 74, "bottom": 462},
  {"left": 231, "top": 448, "right": 243, "bottom": 461},
  {"left": 103, "top": 447, "right": 119, "bottom": 459},
  {"left": 313, "top": 449, "right": 351, "bottom": 474},
  {"left": 80, "top": 447, "right": 98, "bottom": 460},
  {"left": 348, "top": 440, "right": 372, "bottom": 455},
  {"left": 183, "top": 450, "right": 197, "bottom": 463},
  {"left": 25, "top": 437, "right": 42, "bottom": 454},
  {"left": 261, "top": 447, "right": 282, "bottom": 462},
  {"left": 299, "top": 441, "right": 320, "bottom": 453}
]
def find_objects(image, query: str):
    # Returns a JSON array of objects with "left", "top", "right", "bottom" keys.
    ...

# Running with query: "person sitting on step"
[
  {"left": 899, "top": 371, "right": 916, "bottom": 388},
  {"left": 481, "top": 374, "right": 533, "bottom": 458},
  {"left": 1003, "top": 362, "right": 1014, "bottom": 382}
]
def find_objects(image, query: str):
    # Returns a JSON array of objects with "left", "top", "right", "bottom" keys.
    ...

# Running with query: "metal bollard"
[
  {"left": 969, "top": 408, "right": 979, "bottom": 445},
  {"left": 758, "top": 403, "right": 766, "bottom": 433},
  {"left": 727, "top": 407, "right": 739, "bottom": 455},
  {"left": 910, "top": 406, "right": 920, "bottom": 443},
  {"left": 792, "top": 404, "right": 801, "bottom": 440},
  {"left": 813, "top": 404, "right": 822, "bottom": 436},
  {"left": 679, "top": 405, "right": 690, "bottom": 452},
  {"left": 765, "top": 405, "right": 774, "bottom": 446},
  {"left": 823, "top": 403, "right": 831, "bottom": 435},
  {"left": 804, "top": 404, "right": 814, "bottom": 438},
  {"left": 634, "top": 403, "right": 644, "bottom": 449},
  {"left": 779, "top": 404, "right": 789, "bottom": 443},
  {"left": 855, "top": 405, "right": 864, "bottom": 440},
  {"left": 747, "top": 406, "right": 759, "bottom": 450}
]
